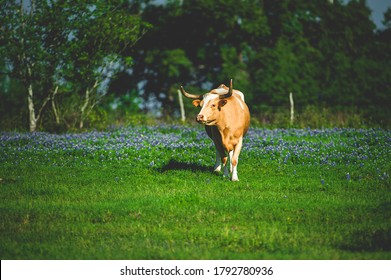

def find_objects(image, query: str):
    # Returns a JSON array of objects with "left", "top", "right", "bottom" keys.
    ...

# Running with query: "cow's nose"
[{"left": 196, "top": 114, "right": 204, "bottom": 122}]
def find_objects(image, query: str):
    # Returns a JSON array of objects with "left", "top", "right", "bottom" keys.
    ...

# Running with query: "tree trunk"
[
  {"left": 26, "top": 68, "right": 53, "bottom": 131},
  {"left": 27, "top": 82, "right": 37, "bottom": 132},
  {"left": 79, "top": 88, "right": 90, "bottom": 129},
  {"left": 289, "top": 92, "right": 294, "bottom": 125},
  {"left": 79, "top": 80, "right": 99, "bottom": 129},
  {"left": 52, "top": 86, "right": 60, "bottom": 124}
]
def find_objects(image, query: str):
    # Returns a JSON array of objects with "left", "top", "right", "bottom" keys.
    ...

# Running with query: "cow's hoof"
[{"left": 231, "top": 177, "right": 239, "bottom": 182}]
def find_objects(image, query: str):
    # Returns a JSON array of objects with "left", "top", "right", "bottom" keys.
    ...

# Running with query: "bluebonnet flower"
[{"left": 0, "top": 126, "right": 390, "bottom": 184}]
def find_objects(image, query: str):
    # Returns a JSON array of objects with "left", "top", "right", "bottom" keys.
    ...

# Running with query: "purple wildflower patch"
[{"left": 0, "top": 126, "right": 390, "bottom": 183}]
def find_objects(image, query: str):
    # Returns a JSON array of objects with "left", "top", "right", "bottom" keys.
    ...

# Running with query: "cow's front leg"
[
  {"left": 231, "top": 162, "right": 239, "bottom": 181},
  {"left": 229, "top": 150, "right": 234, "bottom": 173},
  {"left": 230, "top": 137, "right": 243, "bottom": 181}
]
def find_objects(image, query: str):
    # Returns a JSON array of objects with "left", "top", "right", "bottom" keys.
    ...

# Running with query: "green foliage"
[
  {"left": 1, "top": 0, "right": 391, "bottom": 130},
  {"left": 162, "top": 49, "right": 193, "bottom": 78},
  {"left": 295, "top": 105, "right": 364, "bottom": 128},
  {"left": 251, "top": 36, "right": 321, "bottom": 110},
  {"left": 250, "top": 105, "right": 367, "bottom": 129},
  {"left": 0, "top": 0, "right": 150, "bottom": 131}
]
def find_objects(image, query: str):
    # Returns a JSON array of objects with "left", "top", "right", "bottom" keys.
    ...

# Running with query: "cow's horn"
[
  {"left": 180, "top": 85, "right": 203, "bottom": 99},
  {"left": 219, "top": 79, "right": 233, "bottom": 99}
]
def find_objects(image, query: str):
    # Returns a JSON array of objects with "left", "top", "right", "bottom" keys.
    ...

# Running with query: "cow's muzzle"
[{"left": 196, "top": 114, "right": 204, "bottom": 123}]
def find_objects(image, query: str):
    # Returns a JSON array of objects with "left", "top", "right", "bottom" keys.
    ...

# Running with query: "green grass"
[{"left": 0, "top": 126, "right": 390, "bottom": 259}]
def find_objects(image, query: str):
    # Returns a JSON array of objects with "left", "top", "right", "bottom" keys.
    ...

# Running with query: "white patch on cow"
[
  {"left": 199, "top": 93, "right": 219, "bottom": 122},
  {"left": 233, "top": 92, "right": 245, "bottom": 110},
  {"left": 202, "top": 93, "right": 219, "bottom": 104},
  {"left": 231, "top": 165, "right": 239, "bottom": 181},
  {"left": 214, "top": 88, "right": 228, "bottom": 94},
  {"left": 235, "top": 90, "right": 245, "bottom": 102}
]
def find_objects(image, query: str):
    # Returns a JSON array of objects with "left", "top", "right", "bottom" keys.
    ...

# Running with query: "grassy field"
[{"left": 0, "top": 125, "right": 390, "bottom": 259}]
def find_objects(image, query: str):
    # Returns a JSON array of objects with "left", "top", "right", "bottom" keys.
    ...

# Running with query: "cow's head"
[{"left": 180, "top": 80, "right": 233, "bottom": 125}]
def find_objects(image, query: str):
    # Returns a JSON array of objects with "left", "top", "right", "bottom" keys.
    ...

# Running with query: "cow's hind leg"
[
  {"left": 216, "top": 145, "right": 229, "bottom": 178},
  {"left": 209, "top": 126, "right": 227, "bottom": 174},
  {"left": 213, "top": 149, "right": 221, "bottom": 172}
]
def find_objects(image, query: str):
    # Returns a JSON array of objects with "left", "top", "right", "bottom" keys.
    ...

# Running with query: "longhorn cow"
[{"left": 180, "top": 80, "right": 250, "bottom": 181}]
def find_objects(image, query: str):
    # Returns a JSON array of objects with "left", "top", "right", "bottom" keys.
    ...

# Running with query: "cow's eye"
[{"left": 211, "top": 104, "right": 216, "bottom": 108}]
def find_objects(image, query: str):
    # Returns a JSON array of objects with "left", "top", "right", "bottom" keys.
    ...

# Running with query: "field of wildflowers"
[{"left": 0, "top": 125, "right": 390, "bottom": 259}]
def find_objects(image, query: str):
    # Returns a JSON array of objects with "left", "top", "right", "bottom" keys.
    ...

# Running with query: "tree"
[
  {"left": 0, "top": 1, "right": 63, "bottom": 131},
  {"left": 63, "top": 1, "right": 150, "bottom": 128},
  {"left": 249, "top": 0, "right": 323, "bottom": 112},
  {"left": 309, "top": 0, "right": 377, "bottom": 108},
  {"left": 0, "top": 0, "right": 149, "bottom": 131},
  {"left": 250, "top": 36, "right": 321, "bottom": 112},
  {"left": 129, "top": 0, "right": 269, "bottom": 115}
]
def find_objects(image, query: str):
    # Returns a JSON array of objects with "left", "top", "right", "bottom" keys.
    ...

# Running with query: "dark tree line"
[
  {"left": 127, "top": 0, "right": 390, "bottom": 124},
  {"left": 1, "top": 0, "right": 390, "bottom": 131}
]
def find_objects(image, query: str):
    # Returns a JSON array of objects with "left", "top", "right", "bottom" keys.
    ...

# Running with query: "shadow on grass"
[
  {"left": 339, "top": 228, "right": 391, "bottom": 252},
  {"left": 159, "top": 159, "right": 212, "bottom": 173}
]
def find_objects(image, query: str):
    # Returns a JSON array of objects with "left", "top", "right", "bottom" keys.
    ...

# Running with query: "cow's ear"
[
  {"left": 192, "top": 99, "right": 201, "bottom": 107},
  {"left": 218, "top": 99, "right": 227, "bottom": 109}
]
